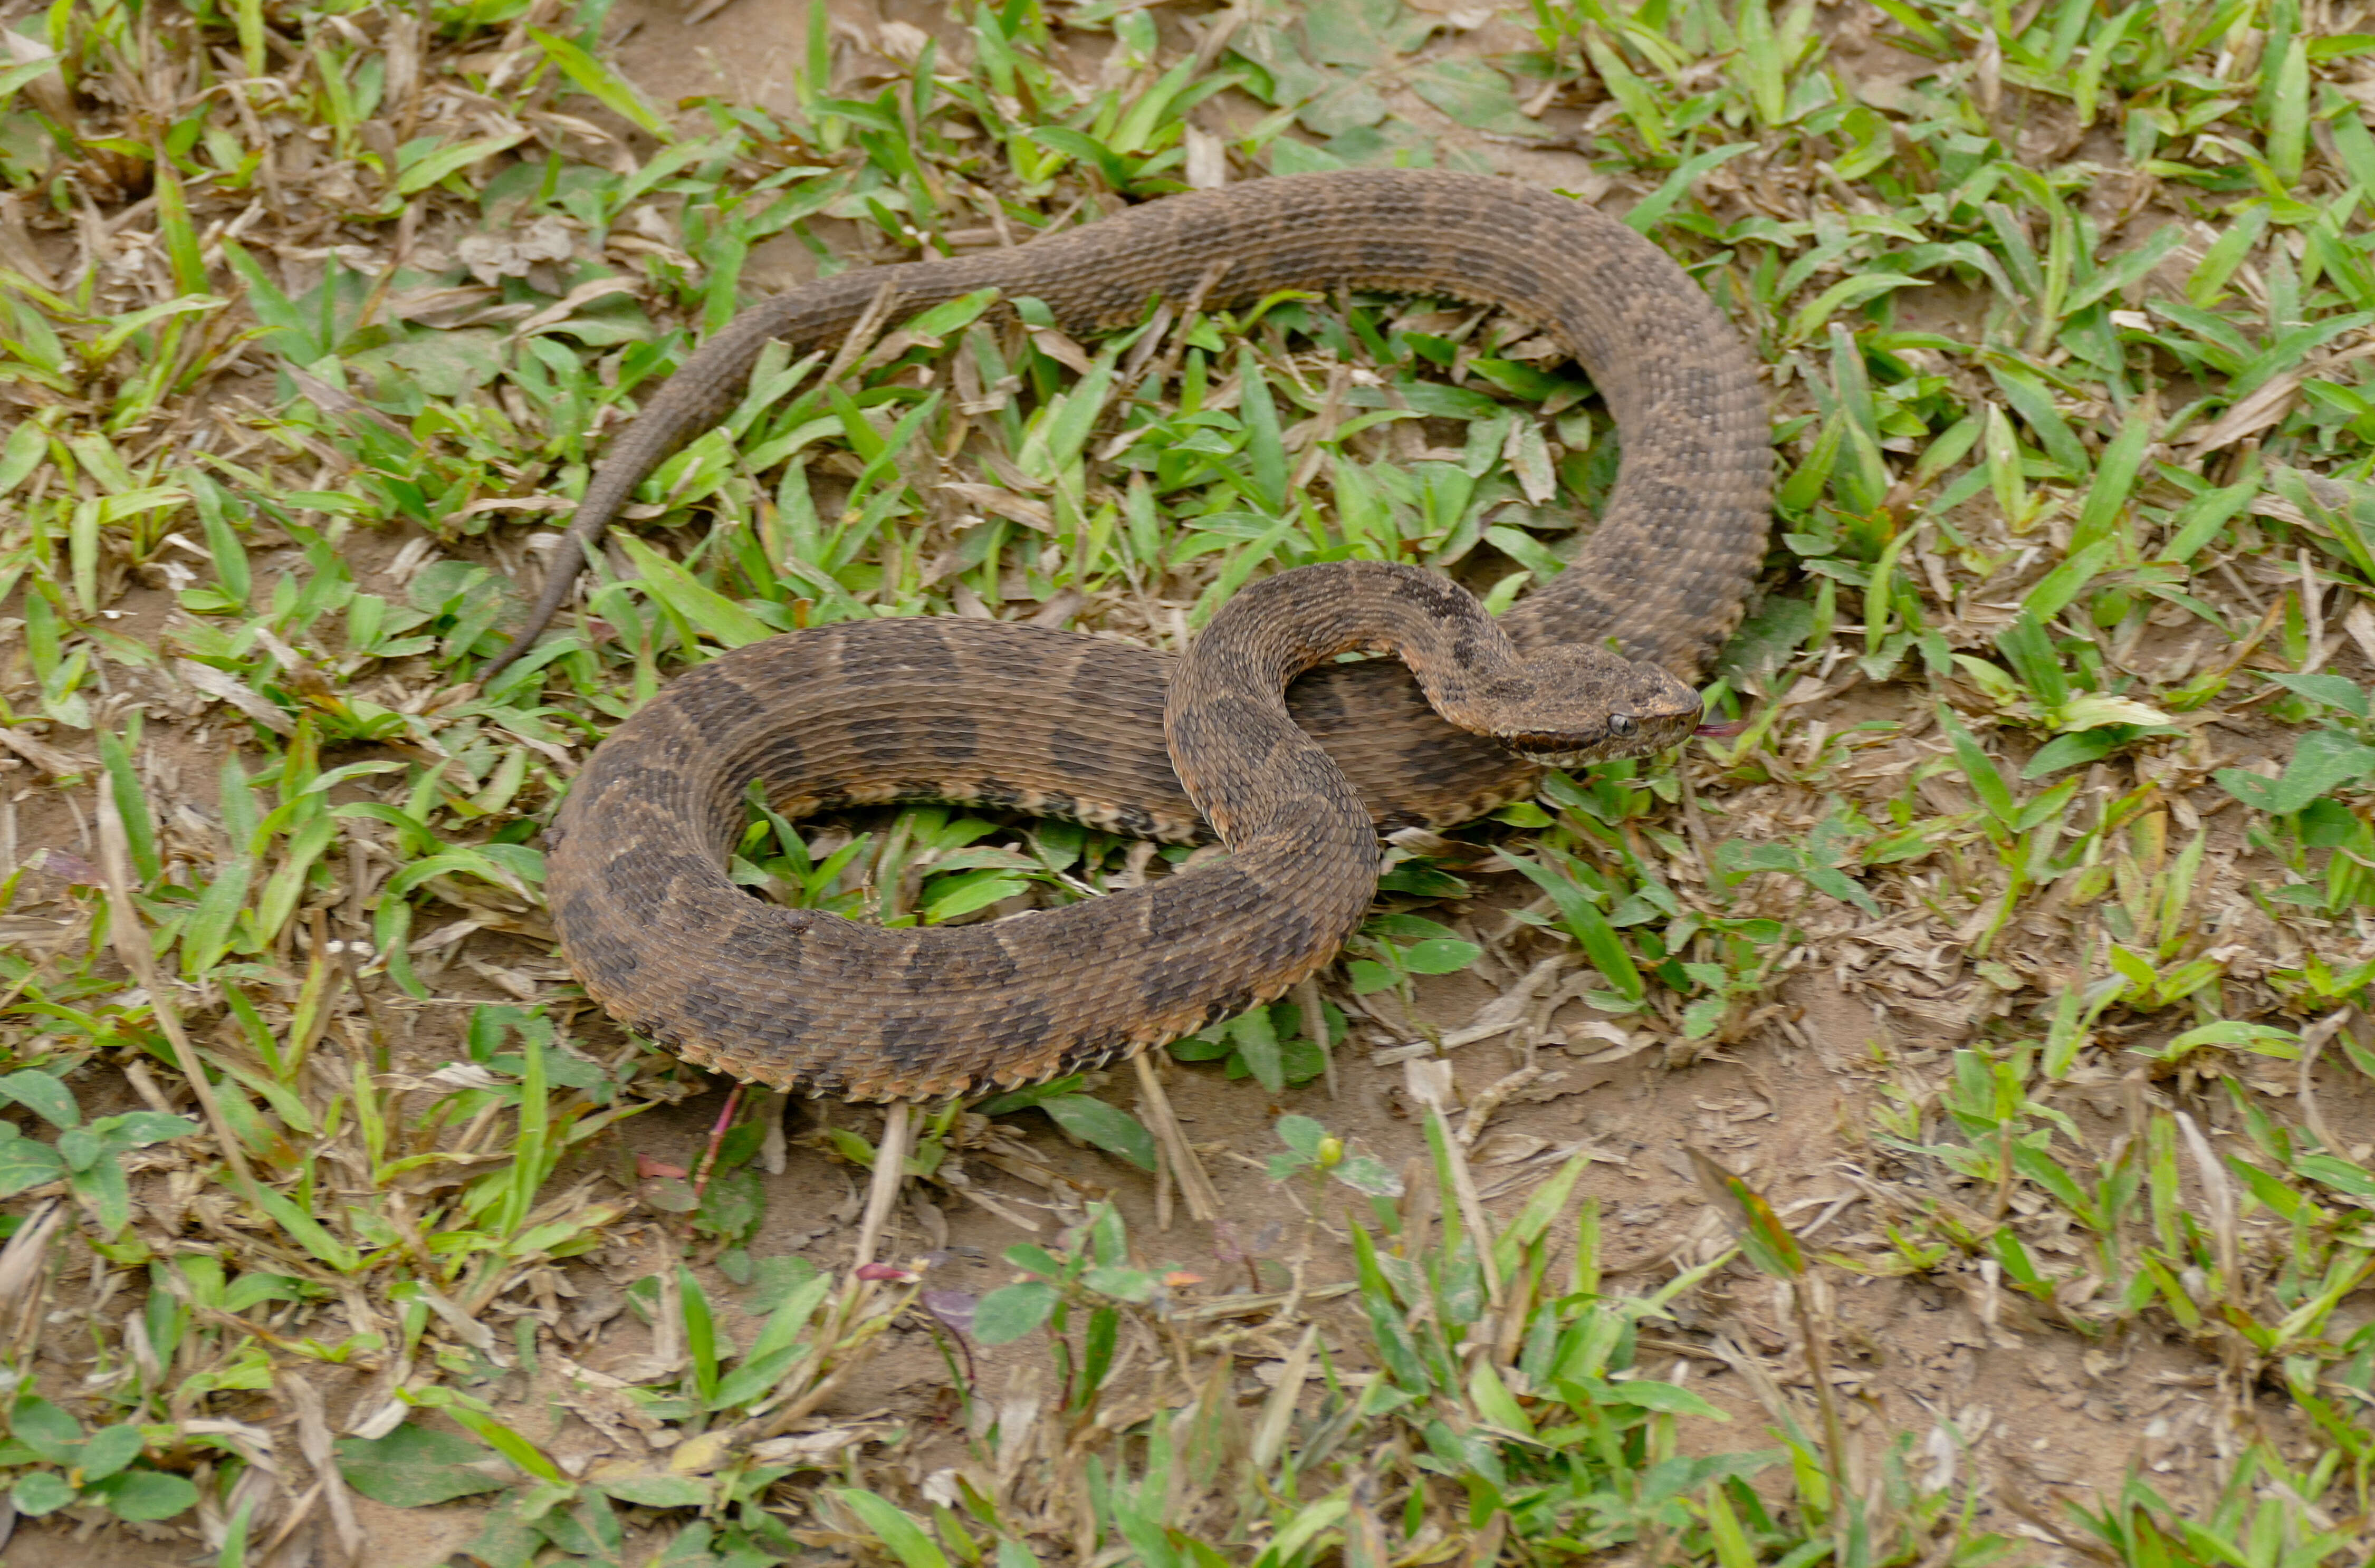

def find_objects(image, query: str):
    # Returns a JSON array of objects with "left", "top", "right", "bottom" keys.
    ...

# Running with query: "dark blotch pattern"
[{"left": 538, "top": 171, "right": 1768, "bottom": 1102}]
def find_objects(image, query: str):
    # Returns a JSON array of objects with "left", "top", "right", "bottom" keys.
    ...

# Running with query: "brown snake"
[{"left": 529, "top": 171, "right": 1770, "bottom": 1102}]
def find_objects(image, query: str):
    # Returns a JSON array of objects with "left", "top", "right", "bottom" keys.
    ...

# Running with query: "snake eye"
[{"left": 1606, "top": 713, "right": 1638, "bottom": 738}]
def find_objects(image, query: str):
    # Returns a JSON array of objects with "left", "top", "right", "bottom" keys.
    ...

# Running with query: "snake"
[{"left": 521, "top": 170, "right": 1770, "bottom": 1102}]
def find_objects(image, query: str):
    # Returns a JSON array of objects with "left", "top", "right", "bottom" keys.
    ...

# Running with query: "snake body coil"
[{"left": 535, "top": 171, "right": 1770, "bottom": 1101}]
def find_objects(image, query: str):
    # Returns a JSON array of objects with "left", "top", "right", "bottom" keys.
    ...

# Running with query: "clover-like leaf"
[
  {"left": 86, "top": 1468, "right": 199, "bottom": 1522},
  {"left": 10, "top": 1470, "right": 74, "bottom": 1516},
  {"left": 334, "top": 1421, "right": 507, "bottom": 1508},
  {"left": 972, "top": 1282, "right": 1058, "bottom": 1346}
]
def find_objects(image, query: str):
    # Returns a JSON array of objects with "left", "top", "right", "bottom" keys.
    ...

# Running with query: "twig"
[
  {"left": 1249, "top": 1323, "right": 1320, "bottom": 1471},
  {"left": 1406, "top": 1060, "right": 1502, "bottom": 1309},
  {"left": 1131, "top": 256, "right": 1231, "bottom": 398},
  {"left": 759, "top": 1090, "right": 792, "bottom": 1174},
  {"left": 1150, "top": 1093, "right": 1173, "bottom": 1233},
  {"left": 691, "top": 1083, "right": 744, "bottom": 1199},
  {"left": 851, "top": 1101, "right": 913, "bottom": 1268},
  {"left": 822, "top": 276, "right": 904, "bottom": 389},
  {"left": 0, "top": 1200, "right": 64, "bottom": 1350},
  {"left": 2175, "top": 1110, "right": 2238, "bottom": 1294},
  {"left": 331, "top": 913, "right": 397, "bottom": 1073},
  {"left": 1133, "top": 1054, "right": 1220, "bottom": 1223},
  {"left": 279, "top": 1371, "right": 365, "bottom": 1564},
  {"left": 1789, "top": 1272, "right": 1855, "bottom": 1529},
  {"left": 756, "top": 1332, "right": 893, "bottom": 1438},
  {"left": 2297, "top": 1007, "right": 2350, "bottom": 1153}
]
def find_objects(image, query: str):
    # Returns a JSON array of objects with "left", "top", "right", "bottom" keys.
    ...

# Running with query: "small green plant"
[
  {"left": 974, "top": 1076, "right": 1157, "bottom": 1171},
  {"left": 0, "top": 1393, "right": 198, "bottom": 1525},
  {"left": 971, "top": 1203, "right": 1184, "bottom": 1425},
  {"left": 1266, "top": 1113, "right": 1402, "bottom": 1198},
  {"left": 1169, "top": 996, "right": 1337, "bottom": 1089},
  {"left": 0, "top": 1071, "right": 192, "bottom": 1236}
]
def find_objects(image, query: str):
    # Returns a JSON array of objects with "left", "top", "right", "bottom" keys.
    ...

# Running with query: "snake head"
[{"left": 1486, "top": 645, "right": 1703, "bottom": 767}]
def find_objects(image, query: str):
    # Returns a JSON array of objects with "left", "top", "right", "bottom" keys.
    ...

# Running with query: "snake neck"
[{"left": 1164, "top": 562, "right": 1520, "bottom": 845}]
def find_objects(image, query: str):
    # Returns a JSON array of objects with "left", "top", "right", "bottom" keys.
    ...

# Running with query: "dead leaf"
[{"left": 0, "top": 728, "right": 91, "bottom": 777}]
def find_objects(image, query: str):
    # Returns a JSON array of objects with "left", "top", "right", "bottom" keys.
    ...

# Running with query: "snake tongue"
[{"left": 1693, "top": 719, "right": 1749, "bottom": 738}]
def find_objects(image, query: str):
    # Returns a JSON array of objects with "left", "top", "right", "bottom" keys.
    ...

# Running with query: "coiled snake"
[{"left": 519, "top": 171, "right": 1770, "bottom": 1102}]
